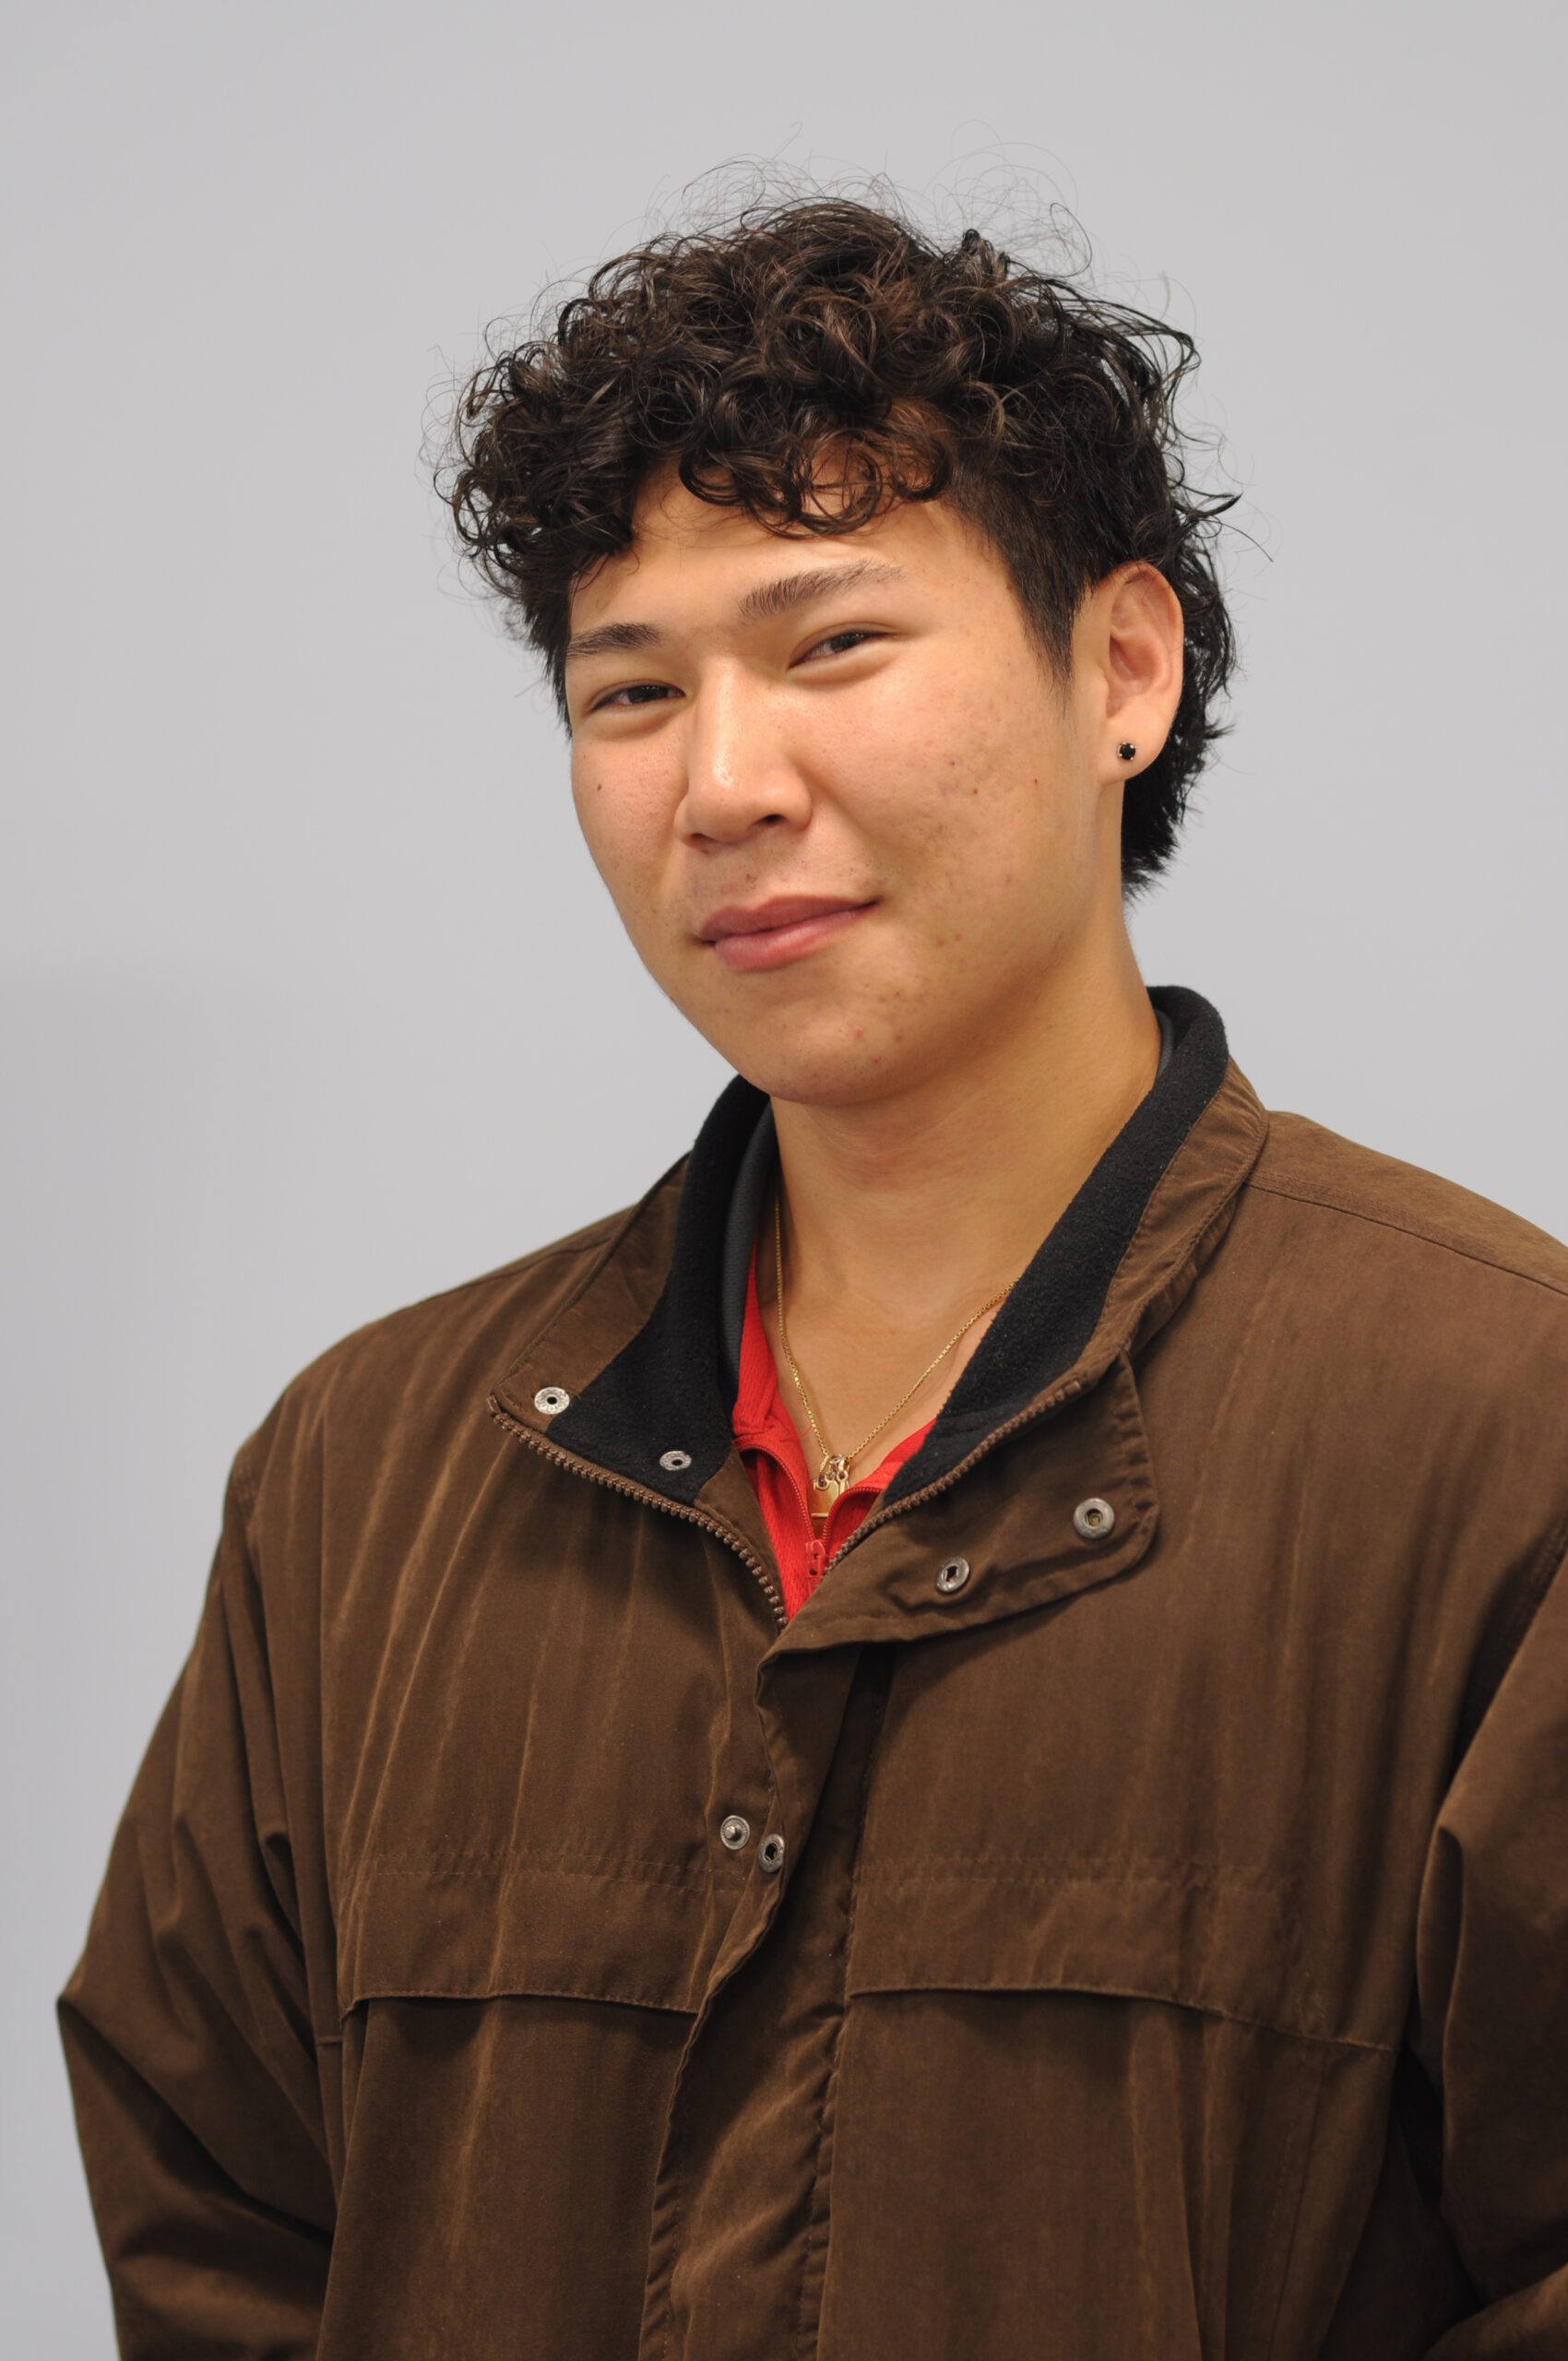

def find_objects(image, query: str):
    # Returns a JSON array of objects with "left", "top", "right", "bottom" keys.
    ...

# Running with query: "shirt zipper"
[
  {"left": 753, "top": 1423, "right": 871, "bottom": 1584},
  {"left": 490, "top": 1362, "right": 1096, "bottom": 1628}
]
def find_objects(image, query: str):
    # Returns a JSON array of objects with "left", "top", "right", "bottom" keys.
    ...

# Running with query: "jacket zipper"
[
  {"left": 818, "top": 1370, "right": 1092, "bottom": 1574},
  {"left": 491, "top": 1360, "right": 1098, "bottom": 1629},
  {"left": 488, "top": 1397, "right": 790, "bottom": 1631}
]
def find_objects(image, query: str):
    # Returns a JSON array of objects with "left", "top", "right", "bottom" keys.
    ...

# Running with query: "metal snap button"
[
  {"left": 1073, "top": 1497, "right": 1116, "bottom": 1542},
  {"left": 934, "top": 1556, "right": 971, "bottom": 1595},
  {"left": 659, "top": 1449, "right": 693, "bottom": 1473},
  {"left": 719, "top": 1813, "right": 751, "bottom": 1851},
  {"left": 757, "top": 1833, "right": 786, "bottom": 1875},
  {"left": 533, "top": 1386, "right": 571, "bottom": 1416}
]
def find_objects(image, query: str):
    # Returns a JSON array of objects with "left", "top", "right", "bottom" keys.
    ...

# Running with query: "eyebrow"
[{"left": 564, "top": 558, "right": 908, "bottom": 665}]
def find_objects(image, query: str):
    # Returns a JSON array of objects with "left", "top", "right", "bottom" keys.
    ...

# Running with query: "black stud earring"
[{"left": 1117, "top": 741, "right": 1137, "bottom": 762}]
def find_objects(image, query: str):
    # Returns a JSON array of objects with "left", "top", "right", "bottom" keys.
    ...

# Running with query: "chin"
[{"left": 718, "top": 1030, "right": 916, "bottom": 1110}]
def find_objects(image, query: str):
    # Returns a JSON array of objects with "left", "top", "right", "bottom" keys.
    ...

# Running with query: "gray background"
[{"left": 5, "top": 0, "right": 1564, "bottom": 2347}]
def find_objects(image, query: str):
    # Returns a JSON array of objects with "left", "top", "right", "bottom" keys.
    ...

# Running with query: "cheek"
[
  {"left": 796, "top": 675, "right": 977, "bottom": 859},
  {"left": 834, "top": 674, "right": 1063, "bottom": 887},
  {"left": 570, "top": 759, "right": 665, "bottom": 918}
]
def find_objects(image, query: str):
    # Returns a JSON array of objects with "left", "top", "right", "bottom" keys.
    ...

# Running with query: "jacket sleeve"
[
  {"left": 57, "top": 1456, "right": 334, "bottom": 2358},
  {"left": 1416, "top": 1542, "right": 1568, "bottom": 2356}
]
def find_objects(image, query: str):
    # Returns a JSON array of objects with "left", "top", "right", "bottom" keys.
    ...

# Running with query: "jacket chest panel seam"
[{"left": 348, "top": 1850, "right": 706, "bottom": 1888}]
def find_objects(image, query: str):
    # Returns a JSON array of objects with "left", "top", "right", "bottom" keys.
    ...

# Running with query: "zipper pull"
[{"left": 804, "top": 1534, "right": 828, "bottom": 1584}]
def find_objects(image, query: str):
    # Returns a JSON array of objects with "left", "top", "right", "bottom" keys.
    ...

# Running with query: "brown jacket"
[{"left": 59, "top": 990, "right": 1568, "bottom": 2358}]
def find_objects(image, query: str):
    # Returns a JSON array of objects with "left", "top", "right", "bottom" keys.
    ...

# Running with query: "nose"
[{"left": 676, "top": 663, "right": 813, "bottom": 846}]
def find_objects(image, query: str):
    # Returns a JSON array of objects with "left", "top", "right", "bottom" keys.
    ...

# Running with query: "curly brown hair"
[{"left": 440, "top": 192, "right": 1238, "bottom": 891}]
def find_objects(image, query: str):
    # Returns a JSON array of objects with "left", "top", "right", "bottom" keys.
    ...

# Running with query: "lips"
[
  {"left": 698, "top": 895, "right": 873, "bottom": 942},
  {"left": 698, "top": 896, "right": 878, "bottom": 974}
]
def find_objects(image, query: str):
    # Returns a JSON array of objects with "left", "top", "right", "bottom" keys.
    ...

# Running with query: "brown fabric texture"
[{"left": 59, "top": 1009, "right": 1568, "bottom": 2358}]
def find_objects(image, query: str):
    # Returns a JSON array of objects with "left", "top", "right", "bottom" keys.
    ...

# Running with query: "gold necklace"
[{"left": 772, "top": 1187, "right": 1022, "bottom": 1522}]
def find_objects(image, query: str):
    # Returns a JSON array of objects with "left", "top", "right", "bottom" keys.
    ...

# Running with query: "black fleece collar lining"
[
  {"left": 542, "top": 987, "right": 1229, "bottom": 1512},
  {"left": 719, "top": 1098, "right": 781, "bottom": 1395}
]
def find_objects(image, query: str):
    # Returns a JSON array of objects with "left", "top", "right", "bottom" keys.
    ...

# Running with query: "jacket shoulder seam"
[{"left": 1243, "top": 1173, "right": 1568, "bottom": 1301}]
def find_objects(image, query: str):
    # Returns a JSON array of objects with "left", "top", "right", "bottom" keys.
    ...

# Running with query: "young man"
[{"left": 60, "top": 197, "right": 1568, "bottom": 2358}]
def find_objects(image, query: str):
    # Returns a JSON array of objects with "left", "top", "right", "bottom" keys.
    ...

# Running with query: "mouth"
[{"left": 699, "top": 896, "right": 878, "bottom": 974}]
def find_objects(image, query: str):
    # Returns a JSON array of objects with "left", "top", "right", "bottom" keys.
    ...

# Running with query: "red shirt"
[{"left": 731, "top": 1233, "right": 935, "bottom": 1619}]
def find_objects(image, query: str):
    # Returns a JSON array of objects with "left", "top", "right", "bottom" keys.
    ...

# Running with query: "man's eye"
[
  {"left": 802, "top": 630, "right": 877, "bottom": 661},
  {"left": 595, "top": 682, "right": 676, "bottom": 710}
]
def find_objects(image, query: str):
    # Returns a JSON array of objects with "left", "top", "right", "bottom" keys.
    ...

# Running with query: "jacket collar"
[{"left": 493, "top": 987, "right": 1265, "bottom": 1515}]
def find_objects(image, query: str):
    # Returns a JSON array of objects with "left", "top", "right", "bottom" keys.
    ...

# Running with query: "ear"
[{"left": 1078, "top": 563, "right": 1185, "bottom": 782}]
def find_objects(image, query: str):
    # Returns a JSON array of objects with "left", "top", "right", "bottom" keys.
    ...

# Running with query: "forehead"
[{"left": 566, "top": 467, "right": 983, "bottom": 636}]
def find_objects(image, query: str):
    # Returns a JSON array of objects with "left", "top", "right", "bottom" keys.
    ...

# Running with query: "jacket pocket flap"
[
  {"left": 338, "top": 1852, "right": 713, "bottom": 2023},
  {"left": 847, "top": 1864, "right": 1341, "bottom": 2046}
]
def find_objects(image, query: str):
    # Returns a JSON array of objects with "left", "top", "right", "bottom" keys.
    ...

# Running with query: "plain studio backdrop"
[{"left": 4, "top": 1, "right": 1565, "bottom": 2347}]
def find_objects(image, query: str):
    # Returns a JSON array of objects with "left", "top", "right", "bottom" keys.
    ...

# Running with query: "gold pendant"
[{"left": 811, "top": 1453, "right": 852, "bottom": 1518}]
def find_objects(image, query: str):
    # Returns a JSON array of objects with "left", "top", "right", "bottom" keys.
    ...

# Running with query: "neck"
[{"left": 766, "top": 922, "right": 1161, "bottom": 1426}]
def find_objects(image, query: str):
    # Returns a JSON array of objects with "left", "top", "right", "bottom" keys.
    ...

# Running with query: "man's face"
[{"left": 565, "top": 469, "right": 1130, "bottom": 1108}]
